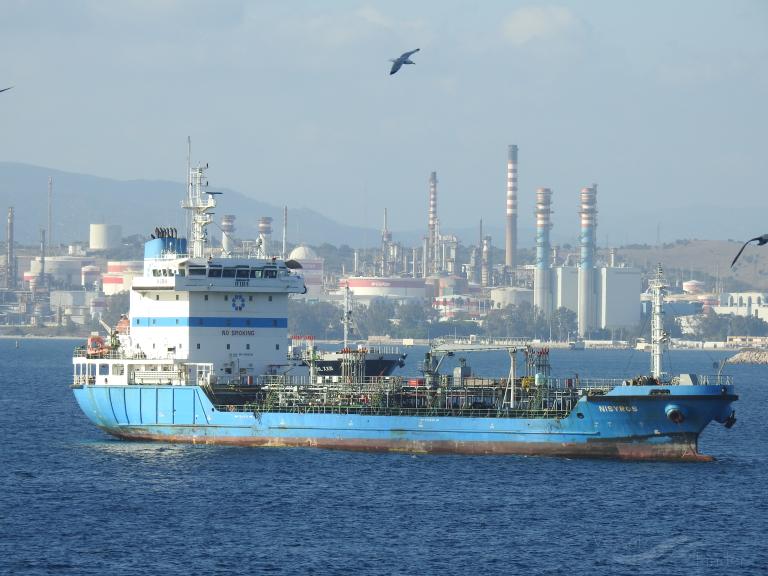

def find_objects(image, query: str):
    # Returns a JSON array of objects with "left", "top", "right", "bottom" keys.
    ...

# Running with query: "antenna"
[
  {"left": 282, "top": 205, "right": 288, "bottom": 260},
  {"left": 181, "top": 140, "right": 216, "bottom": 259},
  {"left": 186, "top": 137, "right": 192, "bottom": 241},
  {"left": 47, "top": 177, "right": 53, "bottom": 253}
]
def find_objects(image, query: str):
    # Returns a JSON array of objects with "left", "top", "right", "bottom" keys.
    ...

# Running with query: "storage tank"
[
  {"left": 682, "top": 280, "right": 705, "bottom": 294},
  {"left": 90, "top": 224, "right": 122, "bottom": 251},
  {"left": 341, "top": 276, "right": 428, "bottom": 303},
  {"left": 288, "top": 245, "right": 324, "bottom": 297}
]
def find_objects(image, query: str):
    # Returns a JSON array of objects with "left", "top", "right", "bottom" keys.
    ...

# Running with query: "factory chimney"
[
  {"left": 577, "top": 185, "right": 598, "bottom": 337},
  {"left": 258, "top": 216, "right": 273, "bottom": 258},
  {"left": 481, "top": 236, "right": 492, "bottom": 287},
  {"left": 220, "top": 215, "right": 236, "bottom": 256},
  {"left": 428, "top": 171, "right": 438, "bottom": 276},
  {"left": 382, "top": 208, "right": 392, "bottom": 276},
  {"left": 39, "top": 228, "right": 46, "bottom": 291},
  {"left": 6, "top": 207, "right": 15, "bottom": 290},
  {"left": 505, "top": 145, "right": 518, "bottom": 272},
  {"left": 534, "top": 187, "right": 553, "bottom": 319}
]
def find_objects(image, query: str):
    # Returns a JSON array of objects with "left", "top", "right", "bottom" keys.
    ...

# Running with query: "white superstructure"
[{"left": 73, "top": 162, "right": 306, "bottom": 387}]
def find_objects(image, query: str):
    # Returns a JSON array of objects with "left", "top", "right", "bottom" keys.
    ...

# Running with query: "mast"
[
  {"left": 47, "top": 177, "right": 53, "bottom": 252},
  {"left": 181, "top": 161, "right": 216, "bottom": 259},
  {"left": 649, "top": 264, "right": 668, "bottom": 379},
  {"left": 342, "top": 284, "right": 352, "bottom": 348},
  {"left": 282, "top": 205, "right": 287, "bottom": 260}
]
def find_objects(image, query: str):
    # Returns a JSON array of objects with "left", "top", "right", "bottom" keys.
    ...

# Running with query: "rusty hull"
[{"left": 101, "top": 427, "right": 711, "bottom": 462}]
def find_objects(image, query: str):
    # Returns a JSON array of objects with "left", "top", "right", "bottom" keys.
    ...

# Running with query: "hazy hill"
[
  {"left": 0, "top": 162, "right": 380, "bottom": 247},
  {"left": 0, "top": 162, "right": 543, "bottom": 251},
  {"left": 615, "top": 239, "right": 768, "bottom": 290}
]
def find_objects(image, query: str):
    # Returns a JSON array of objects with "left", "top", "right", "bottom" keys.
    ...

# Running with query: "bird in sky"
[
  {"left": 0, "top": 86, "right": 13, "bottom": 93},
  {"left": 731, "top": 234, "right": 768, "bottom": 268},
  {"left": 390, "top": 48, "right": 420, "bottom": 75}
]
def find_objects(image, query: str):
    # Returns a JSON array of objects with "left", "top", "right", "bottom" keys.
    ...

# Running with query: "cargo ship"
[
  {"left": 287, "top": 286, "right": 407, "bottom": 377},
  {"left": 70, "top": 163, "right": 737, "bottom": 460}
]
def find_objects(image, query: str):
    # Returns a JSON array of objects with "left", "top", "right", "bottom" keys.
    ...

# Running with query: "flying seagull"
[
  {"left": 0, "top": 86, "right": 12, "bottom": 94},
  {"left": 731, "top": 234, "right": 768, "bottom": 268},
  {"left": 390, "top": 48, "right": 420, "bottom": 75}
]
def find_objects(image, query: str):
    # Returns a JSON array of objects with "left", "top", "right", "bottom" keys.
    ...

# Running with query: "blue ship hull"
[{"left": 72, "top": 383, "right": 737, "bottom": 460}]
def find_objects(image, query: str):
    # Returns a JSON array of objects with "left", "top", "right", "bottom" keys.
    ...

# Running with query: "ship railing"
[
  {"left": 677, "top": 374, "right": 733, "bottom": 386},
  {"left": 236, "top": 404, "right": 574, "bottom": 419},
  {"left": 73, "top": 347, "right": 156, "bottom": 361},
  {"left": 256, "top": 374, "right": 406, "bottom": 387}
]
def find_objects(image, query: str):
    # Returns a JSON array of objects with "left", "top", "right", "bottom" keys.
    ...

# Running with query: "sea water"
[{"left": 1, "top": 339, "right": 766, "bottom": 575}]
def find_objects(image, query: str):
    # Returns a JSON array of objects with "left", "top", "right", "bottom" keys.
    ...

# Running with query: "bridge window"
[
  {"left": 196, "top": 343, "right": 200, "bottom": 350},
  {"left": 268, "top": 296, "right": 273, "bottom": 302},
  {"left": 264, "top": 269, "right": 277, "bottom": 278},
  {"left": 223, "top": 268, "right": 236, "bottom": 278},
  {"left": 208, "top": 268, "right": 222, "bottom": 278},
  {"left": 224, "top": 295, "right": 229, "bottom": 301},
  {"left": 250, "top": 269, "right": 262, "bottom": 278},
  {"left": 236, "top": 269, "right": 249, "bottom": 279},
  {"left": 189, "top": 266, "right": 206, "bottom": 276},
  {"left": 204, "top": 295, "right": 208, "bottom": 301},
  {"left": 248, "top": 296, "right": 253, "bottom": 301}
]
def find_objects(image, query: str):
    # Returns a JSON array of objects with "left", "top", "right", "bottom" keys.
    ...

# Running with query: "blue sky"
[{"left": 1, "top": 1, "right": 766, "bottom": 245}]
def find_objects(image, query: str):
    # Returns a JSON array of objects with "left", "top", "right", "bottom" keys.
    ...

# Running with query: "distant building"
[
  {"left": 489, "top": 286, "right": 533, "bottom": 309},
  {"left": 712, "top": 292, "right": 768, "bottom": 321},
  {"left": 433, "top": 294, "right": 492, "bottom": 321},
  {"left": 102, "top": 260, "right": 144, "bottom": 295},
  {"left": 599, "top": 267, "right": 641, "bottom": 330}
]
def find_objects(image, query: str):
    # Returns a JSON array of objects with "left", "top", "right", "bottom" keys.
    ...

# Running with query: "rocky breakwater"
[{"left": 727, "top": 348, "right": 768, "bottom": 364}]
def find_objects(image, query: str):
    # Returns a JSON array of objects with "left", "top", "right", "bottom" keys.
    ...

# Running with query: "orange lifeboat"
[{"left": 86, "top": 335, "right": 107, "bottom": 357}]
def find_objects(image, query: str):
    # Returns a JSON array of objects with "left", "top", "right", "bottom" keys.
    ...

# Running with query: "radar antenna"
[{"left": 181, "top": 142, "right": 216, "bottom": 259}]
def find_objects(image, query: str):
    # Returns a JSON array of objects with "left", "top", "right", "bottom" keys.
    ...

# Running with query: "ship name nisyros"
[{"left": 71, "top": 162, "right": 737, "bottom": 460}]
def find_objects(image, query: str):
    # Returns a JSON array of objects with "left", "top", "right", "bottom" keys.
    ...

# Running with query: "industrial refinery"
[{"left": 0, "top": 144, "right": 645, "bottom": 337}]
